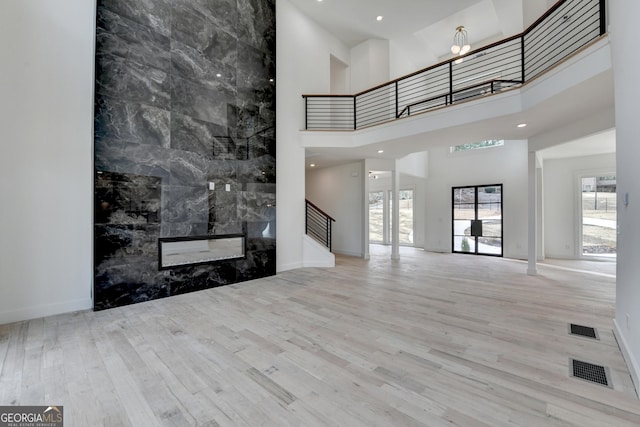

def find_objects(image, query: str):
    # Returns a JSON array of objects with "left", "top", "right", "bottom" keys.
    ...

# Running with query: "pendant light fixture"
[{"left": 451, "top": 26, "right": 471, "bottom": 56}]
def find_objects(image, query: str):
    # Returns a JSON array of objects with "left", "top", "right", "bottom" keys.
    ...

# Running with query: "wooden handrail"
[
  {"left": 302, "top": 0, "right": 603, "bottom": 131},
  {"left": 305, "top": 199, "right": 335, "bottom": 222}
]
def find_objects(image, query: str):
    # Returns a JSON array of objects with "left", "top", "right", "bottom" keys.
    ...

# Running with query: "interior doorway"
[
  {"left": 452, "top": 184, "right": 503, "bottom": 256},
  {"left": 368, "top": 187, "right": 414, "bottom": 246}
]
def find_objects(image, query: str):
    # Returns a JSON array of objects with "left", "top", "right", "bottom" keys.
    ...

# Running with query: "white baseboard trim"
[
  {"left": 544, "top": 253, "right": 577, "bottom": 260},
  {"left": 613, "top": 319, "right": 640, "bottom": 398},
  {"left": 333, "top": 249, "right": 363, "bottom": 258},
  {"left": 423, "top": 247, "right": 448, "bottom": 253},
  {"left": 303, "top": 260, "right": 335, "bottom": 268},
  {"left": 0, "top": 298, "right": 93, "bottom": 326},
  {"left": 277, "top": 261, "right": 304, "bottom": 273}
]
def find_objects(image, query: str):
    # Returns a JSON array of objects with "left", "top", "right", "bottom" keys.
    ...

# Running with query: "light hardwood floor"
[{"left": 1, "top": 247, "right": 638, "bottom": 426}]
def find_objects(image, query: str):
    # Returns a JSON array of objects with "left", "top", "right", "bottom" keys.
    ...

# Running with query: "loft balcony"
[{"left": 300, "top": 0, "right": 610, "bottom": 154}]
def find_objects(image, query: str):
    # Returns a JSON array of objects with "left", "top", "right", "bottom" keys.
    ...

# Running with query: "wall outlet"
[
  {"left": 208, "top": 182, "right": 215, "bottom": 190},
  {"left": 225, "top": 183, "right": 231, "bottom": 192}
]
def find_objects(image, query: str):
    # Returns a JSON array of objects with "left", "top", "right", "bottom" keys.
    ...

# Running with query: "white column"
[
  {"left": 391, "top": 168, "right": 400, "bottom": 260},
  {"left": 363, "top": 161, "right": 370, "bottom": 260},
  {"left": 537, "top": 165, "right": 544, "bottom": 260},
  {"left": 527, "top": 151, "right": 537, "bottom": 275}
]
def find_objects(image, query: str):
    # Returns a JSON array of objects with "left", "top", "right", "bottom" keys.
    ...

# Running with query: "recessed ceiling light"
[
  {"left": 310, "top": 163, "right": 316, "bottom": 167},
  {"left": 269, "top": 78, "right": 274, "bottom": 83},
  {"left": 517, "top": 123, "right": 527, "bottom": 128},
  {"left": 377, "top": 150, "right": 384, "bottom": 153},
  {"left": 216, "top": 73, "right": 222, "bottom": 78},
  {"left": 376, "top": 16, "right": 383, "bottom": 21}
]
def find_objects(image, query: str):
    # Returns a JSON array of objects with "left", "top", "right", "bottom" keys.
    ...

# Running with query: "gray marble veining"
[
  {"left": 96, "top": 7, "right": 171, "bottom": 72},
  {"left": 207, "top": 159, "right": 238, "bottom": 182},
  {"left": 171, "top": 75, "right": 235, "bottom": 126},
  {"left": 174, "top": 0, "right": 238, "bottom": 35},
  {"left": 95, "top": 97, "right": 171, "bottom": 147},
  {"left": 95, "top": 138, "right": 171, "bottom": 180},
  {"left": 171, "top": 39, "right": 237, "bottom": 92},
  {"left": 171, "top": 113, "right": 227, "bottom": 159},
  {"left": 238, "top": 155, "right": 276, "bottom": 183},
  {"left": 209, "top": 190, "right": 240, "bottom": 224},
  {"left": 96, "top": 54, "right": 171, "bottom": 109},
  {"left": 99, "top": 0, "right": 172, "bottom": 37},
  {"left": 160, "top": 222, "right": 208, "bottom": 238},
  {"left": 237, "top": 0, "right": 275, "bottom": 53},
  {"left": 168, "top": 150, "right": 210, "bottom": 186},
  {"left": 172, "top": 2, "right": 238, "bottom": 64},
  {"left": 240, "top": 191, "right": 276, "bottom": 222},
  {"left": 94, "top": 0, "right": 275, "bottom": 310},
  {"left": 209, "top": 220, "right": 244, "bottom": 235},
  {"left": 161, "top": 185, "right": 209, "bottom": 224},
  {"left": 237, "top": 42, "right": 274, "bottom": 89}
]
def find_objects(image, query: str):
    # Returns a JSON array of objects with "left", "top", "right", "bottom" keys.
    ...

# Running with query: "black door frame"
[{"left": 452, "top": 184, "right": 503, "bottom": 257}]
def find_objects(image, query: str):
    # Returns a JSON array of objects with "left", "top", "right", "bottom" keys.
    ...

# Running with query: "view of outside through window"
[
  {"left": 369, "top": 190, "right": 414, "bottom": 245},
  {"left": 369, "top": 191, "right": 384, "bottom": 243},
  {"left": 450, "top": 139, "right": 504, "bottom": 153},
  {"left": 582, "top": 175, "right": 616, "bottom": 256}
]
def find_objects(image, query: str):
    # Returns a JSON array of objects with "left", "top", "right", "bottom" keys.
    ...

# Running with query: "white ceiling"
[
  {"left": 538, "top": 129, "right": 616, "bottom": 160},
  {"left": 288, "top": 0, "right": 535, "bottom": 70},
  {"left": 288, "top": 0, "right": 487, "bottom": 48}
]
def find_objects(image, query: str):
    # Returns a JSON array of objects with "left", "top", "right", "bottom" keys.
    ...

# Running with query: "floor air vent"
[
  {"left": 568, "top": 323, "right": 599, "bottom": 339},
  {"left": 570, "top": 358, "right": 611, "bottom": 388}
]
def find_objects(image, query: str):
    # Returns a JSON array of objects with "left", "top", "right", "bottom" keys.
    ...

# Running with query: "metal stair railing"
[{"left": 305, "top": 199, "right": 336, "bottom": 251}]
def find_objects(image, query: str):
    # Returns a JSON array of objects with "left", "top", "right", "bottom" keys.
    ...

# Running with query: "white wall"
[
  {"left": 522, "top": 0, "right": 554, "bottom": 28},
  {"left": 306, "top": 162, "right": 364, "bottom": 257},
  {"left": 398, "top": 151, "right": 429, "bottom": 179},
  {"left": 0, "top": 0, "right": 95, "bottom": 323},
  {"left": 542, "top": 153, "right": 616, "bottom": 259},
  {"left": 424, "top": 141, "right": 528, "bottom": 259},
  {"left": 276, "top": 0, "right": 350, "bottom": 271},
  {"left": 389, "top": 40, "right": 421, "bottom": 80},
  {"left": 350, "top": 39, "right": 390, "bottom": 93},
  {"left": 610, "top": 0, "right": 640, "bottom": 392},
  {"left": 330, "top": 55, "right": 350, "bottom": 93}
]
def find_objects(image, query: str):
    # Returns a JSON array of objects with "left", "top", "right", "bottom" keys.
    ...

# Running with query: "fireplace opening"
[{"left": 159, "top": 235, "right": 245, "bottom": 269}]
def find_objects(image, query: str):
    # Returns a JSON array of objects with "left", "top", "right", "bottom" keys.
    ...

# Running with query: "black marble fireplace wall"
[{"left": 93, "top": 0, "right": 276, "bottom": 310}]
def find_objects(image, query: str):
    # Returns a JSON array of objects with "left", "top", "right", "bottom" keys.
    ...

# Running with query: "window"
[
  {"left": 581, "top": 175, "right": 616, "bottom": 256},
  {"left": 369, "top": 191, "right": 384, "bottom": 243},
  {"left": 450, "top": 139, "right": 504, "bottom": 153}
]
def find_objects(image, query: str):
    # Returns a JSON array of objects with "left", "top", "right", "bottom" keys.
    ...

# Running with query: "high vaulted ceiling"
[{"left": 288, "top": 0, "right": 553, "bottom": 73}]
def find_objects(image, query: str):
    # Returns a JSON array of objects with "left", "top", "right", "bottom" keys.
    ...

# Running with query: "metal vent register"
[
  {"left": 570, "top": 359, "right": 611, "bottom": 388},
  {"left": 568, "top": 323, "right": 599, "bottom": 340}
]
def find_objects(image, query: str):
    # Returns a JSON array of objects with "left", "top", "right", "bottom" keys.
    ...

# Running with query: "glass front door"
[{"left": 452, "top": 185, "right": 503, "bottom": 256}]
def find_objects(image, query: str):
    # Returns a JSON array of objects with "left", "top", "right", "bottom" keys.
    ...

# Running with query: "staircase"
[{"left": 305, "top": 199, "right": 335, "bottom": 251}]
